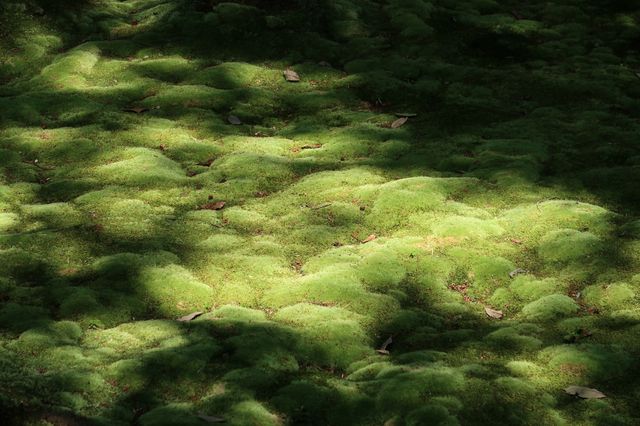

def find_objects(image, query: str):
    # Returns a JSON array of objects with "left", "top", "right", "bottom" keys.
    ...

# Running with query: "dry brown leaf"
[
  {"left": 390, "top": 117, "right": 408, "bottom": 128},
  {"left": 199, "top": 201, "right": 226, "bottom": 210},
  {"left": 362, "top": 234, "right": 377, "bottom": 244},
  {"left": 376, "top": 335, "right": 393, "bottom": 355},
  {"left": 509, "top": 268, "right": 526, "bottom": 278},
  {"left": 484, "top": 306, "right": 504, "bottom": 319},
  {"left": 197, "top": 414, "right": 226, "bottom": 423},
  {"left": 177, "top": 311, "right": 203, "bottom": 322},
  {"left": 564, "top": 386, "right": 606, "bottom": 399},
  {"left": 301, "top": 143, "right": 322, "bottom": 150},
  {"left": 123, "top": 106, "right": 148, "bottom": 114},
  {"left": 228, "top": 115, "right": 242, "bottom": 125},
  {"left": 309, "top": 202, "right": 332, "bottom": 209},
  {"left": 510, "top": 238, "right": 523, "bottom": 244},
  {"left": 197, "top": 158, "right": 214, "bottom": 167},
  {"left": 283, "top": 68, "right": 300, "bottom": 82}
]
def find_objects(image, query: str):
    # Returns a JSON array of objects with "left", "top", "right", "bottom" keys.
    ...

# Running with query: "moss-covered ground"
[{"left": 1, "top": 0, "right": 640, "bottom": 424}]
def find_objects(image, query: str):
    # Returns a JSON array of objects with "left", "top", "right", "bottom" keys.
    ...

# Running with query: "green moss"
[
  {"left": 521, "top": 294, "right": 579, "bottom": 321},
  {"left": 137, "top": 265, "right": 213, "bottom": 316},
  {"left": 538, "top": 229, "right": 602, "bottom": 264},
  {"left": 274, "top": 304, "right": 370, "bottom": 368},
  {"left": 0, "top": 212, "right": 19, "bottom": 232},
  {"left": 583, "top": 282, "right": 636, "bottom": 311},
  {"left": 138, "top": 403, "right": 202, "bottom": 426},
  {"left": 484, "top": 326, "right": 542, "bottom": 352},
  {"left": 541, "top": 344, "right": 633, "bottom": 381},
  {"left": 1, "top": 0, "right": 639, "bottom": 423},
  {"left": 228, "top": 400, "right": 281, "bottom": 426},
  {"left": 376, "top": 366, "right": 465, "bottom": 413},
  {"left": 432, "top": 216, "right": 504, "bottom": 238}
]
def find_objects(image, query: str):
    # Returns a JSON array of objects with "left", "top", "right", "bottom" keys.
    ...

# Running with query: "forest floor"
[{"left": 1, "top": 0, "right": 640, "bottom": 425}]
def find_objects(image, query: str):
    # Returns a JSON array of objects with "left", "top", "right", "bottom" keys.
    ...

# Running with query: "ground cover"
[{"left": 1, "top": 0, "right": 639, "bottom": 424}]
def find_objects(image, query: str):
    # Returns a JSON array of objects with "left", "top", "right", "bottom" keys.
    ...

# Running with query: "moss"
[
  {"left": 484, "top": 326, "right": 542, "bottom": 352},
  {"left": 521, "top": 294, "right": 579, "bottom": 321},
  {"left": 376, "top": 366, "right": 465, "bottom": 413},
  {"left": 541, "top": 344, "right": 633, "bottom": 381},
  {"left": 137, "top": 265, "right": 213, "bottom": 316},
  {"left": 406, "top": 404, "right": 459, "bottom": 426},
  {"left": 274, "top": 304, "right": 370, "bottom": 368},
  {"left": 538, "top": 229, "right": 602, "bottom": 264},
  {"left": 583, "top": 282, "right": 636, "bottom": 311},
  {"left": 228, "top": 400, "right": 282, "bottom": 426},
  {"left": 138, "top": 403, "right": 202, "bottom": 426},
  {"left": 432, "top": 216, "right": 504, "bottom": 239},
  {"left": 1, "top": 0, "right": 639, "bottom": 423}
]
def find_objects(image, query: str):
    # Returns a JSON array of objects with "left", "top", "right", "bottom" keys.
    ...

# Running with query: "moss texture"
[{"left": 1, "top": 0, "right": 640, "bottom": 424}]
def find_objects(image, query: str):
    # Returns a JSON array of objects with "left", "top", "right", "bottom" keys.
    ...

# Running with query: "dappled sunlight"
[{"left": 1, "top": 0, "right": 640, "bottom": 424}]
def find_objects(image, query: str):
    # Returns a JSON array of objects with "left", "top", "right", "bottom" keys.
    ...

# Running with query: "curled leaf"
[
  {"left": 283, "top": 68, "right": 300, "bottom": 82},
  {"left": 300, "top": 143, "right": 322, "bottom": 150},
  {"left": 376, "top": 335, "right": 393, "bottom": 354},
  {"left": 197, "top": 158, "right": 214, "bottom": 167},
  {"left": 228, "top": 115, "right": 242, "bottom": 125},
  {"left": 390, "top": 117, "right": 408, "bottom": 128},
  {"left": 564, "top": 386, "right": 606, "bottom": 399},
  {"left": 309, "top": 202, "right": 332, "bottom": 210},
  {"left": 509, "top": 268, "right": 527, "bottom": 278},
  {"left": 197, "top": 413, "right": 226, "bottom": 423},
  {"left": 199, "top": 201, "right": 226, "bottom": 211},
  {"left": 123, "top": 106, "right": 148, "bottom": 114},
  {"left": 485, "top": 306, "right": 503, "bottom": 319},
  {"left": 362, "top": 234, "right": 377, "bottom": 244},
  {"left": 178, "top": 312, "right": 203, "bottom": 322}
]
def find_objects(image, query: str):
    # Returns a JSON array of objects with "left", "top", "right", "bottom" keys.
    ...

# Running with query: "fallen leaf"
[
  {"left": 197, "top": 413, "right": 226, "bottom": 423},
  {"left": 485, "top": 306, "right": 503, "bottom": 319},
  {"left": 158, "top": 144, "right": 167, "bottom": 151},
  {"left": 509, "top": 268, "right": 526, "bottom": 278},
  {"left": 283, "top": 68, "right": 300, "bottom": 82},
  {"left": 300, "top": 143, "right": 322, "bottom": 150},
  {"left": 228, "top": 115, "right": 242, "bottom": 125},
  {"left": 362, "top": 234, "right": 377, "bottom": 244},
  {"left": 197, "top": 158, "right": 214, "bottom": 167},
  {"left": 199, "top": 201, "right": 226, "bottom": 210},
  {"left": 390, "top": 117, "right": 408, "bottom": 128},
  {"left": 123, "top": 106, "right": 148, "bottom": 114},
  {"left": 376, "top": 335, "right": 393, "bottom": 355},
  {"left": 177, "top": 311, "right": 203, "bottom": 322},
  {"left": 395, "top": 112, "right": 417, "bottom": 117},
  {"left": 564, "top": 386, "right": 606, "bottom": 399}
]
